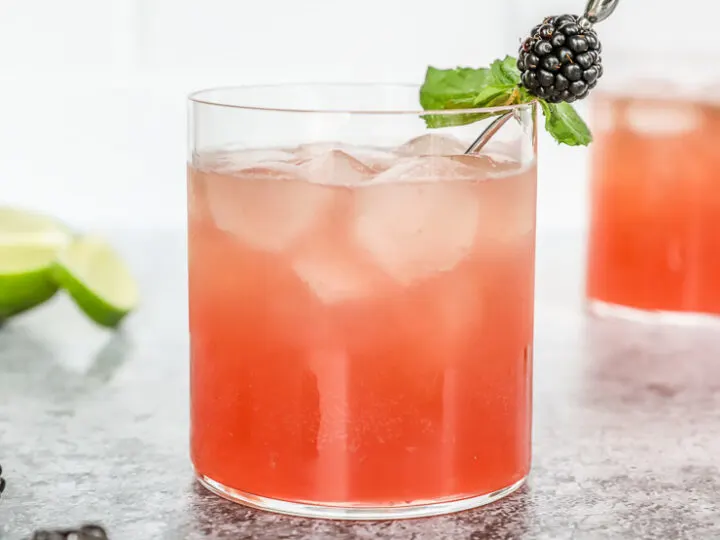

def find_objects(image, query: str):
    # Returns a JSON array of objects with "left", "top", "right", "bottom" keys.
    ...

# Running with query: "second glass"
[
  {"left": 586, "top": 58, "right": 720, "bottom": 320},
  {"left": 188, "top": 85, "right": 537, "bottom": 519}
]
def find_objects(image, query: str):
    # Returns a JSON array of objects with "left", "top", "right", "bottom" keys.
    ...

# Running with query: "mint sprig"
[
  {"left": 419, "top": 56, "right": 592, "bottom": 147},
  {"left": 538, "top": 101, "right": 592, "bottom": 146}
]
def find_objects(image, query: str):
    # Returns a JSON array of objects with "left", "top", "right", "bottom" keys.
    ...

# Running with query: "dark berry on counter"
[
  {"left": 31, "top": 533, "right": 67, "bottom": 540},
  {"left": 30, "top": 525, "right": 108, "bottom": 540},
  {"left": 79, "top": 525, "right": 109, "bottom": 539},
  {"left": 31, "top": 533, "right": 61, "bottom": 540}
]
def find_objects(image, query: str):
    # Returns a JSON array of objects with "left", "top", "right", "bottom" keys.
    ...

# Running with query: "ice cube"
[
  {"left": 231, "top": 149, "right": 295, "bottom": 164},
  {"left": 196, "top": 148, "right": 295, "bottom": 171},
  {"left": 206, "top": 163, "right": 334, "bottom": 252},
  {"left": 348, "top": 147, "right": 399, "bottom": 173},
  {"left": 398, "top": 133, "right": 467, "bottom": 156},
  {"left": 293, "top": 249, "right": 379, "bottom": 304},
  {"left": 298, "top": 143, "right": 398, "bottom": 172},
  {"left": 354, "top": 157, "right": 480, "bottom": 284},
  {"left": 299, "top": 149, "right": 375, "bottom": 185},
  {"left": 370, "top": 155, "right": 481, "bottom": 184},
  {"left": 625, "top": 103, "right": 702, "bottom": 135},
  {"left": 448, "top": 154, "right": 505, "bottom": 171},
  {"left": 296, "top": 142, "right": 352, "bottom": 158}
]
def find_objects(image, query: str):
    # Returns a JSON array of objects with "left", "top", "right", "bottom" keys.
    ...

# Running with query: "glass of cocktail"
[
  {"left": 586, "top": 57, "right": 720, "bottom": 321},
  {"left": 187, "top": 84, "right": 537, "bottom": 519}
]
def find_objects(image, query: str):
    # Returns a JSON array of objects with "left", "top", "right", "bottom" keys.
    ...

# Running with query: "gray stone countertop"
[{"left": 1, "top": 230, "right": 719, "bottom": 540}]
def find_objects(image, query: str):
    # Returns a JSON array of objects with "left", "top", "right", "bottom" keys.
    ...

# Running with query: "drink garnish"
[
  {"left": 53, "top": 235, "right": 138, "bottom": 328},
  {"left": 419, "top": 11, "right": 610, "bottom": 147},
  {"left": 0, "top": 207, "right": 71, "bottom": 320},
  {"left": 0, "top": 207, "right": 137, "bottom": 327},
  {"left": 518, "top": 15, "right": 602, "bottom": 105}
]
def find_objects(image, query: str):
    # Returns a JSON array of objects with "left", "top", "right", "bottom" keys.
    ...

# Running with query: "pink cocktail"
[
  {"left": 188, "top": 85, "right": 537, "bottom": 519},
  {"left": 588, "top": 93, "right": 720, "bottom": 317}
]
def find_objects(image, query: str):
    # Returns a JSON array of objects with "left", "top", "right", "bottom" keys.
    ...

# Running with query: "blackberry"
[
  {"left": 30, "top": 525, "right": 108, "bottom": 540},
  {"left": 517, "top": 14, "right": 603, "bottom": 103}
]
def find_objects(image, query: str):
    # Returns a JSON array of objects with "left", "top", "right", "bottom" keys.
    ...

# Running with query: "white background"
[{"left": 0, "top": 0, "right": 714, "bottom": 232}]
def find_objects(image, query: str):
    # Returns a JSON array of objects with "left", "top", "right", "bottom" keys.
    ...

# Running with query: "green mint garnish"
[
  {"left": 538, "top": 101, "right": 592, "bottom": 147},
  {"left": 489, "top": 55, "right": 522, "bottom": 87},
  {"left": 419, "top": 56, "right": 592, "bottom": 147}
]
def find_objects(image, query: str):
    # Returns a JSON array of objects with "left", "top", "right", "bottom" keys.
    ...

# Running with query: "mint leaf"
[
  {"left": 489, "top": 56, "right": 521, "bottom": 86},
  {"left": 420, "top": 66, "right": 496, "bottom": 128},
  {"left": 420, "top": 65, "right": 521, "bottom": 129},
  {"left": 421, "top": 110, "right": 490, "bottom": 129},
  {"left": 419, "top": 56, "right": 593, "bottom": 146},
  {"left": 419, "top": 66, "right": 491, "bottom": 111},
  {"left": 423, "top": 85, "right": 518, "bottom": 129},
  {"left": 539, "top": 101, "right": 593, "bottom": 146},
  {"left": 471, "top": 86, "right": 516, "bottom": 108}
]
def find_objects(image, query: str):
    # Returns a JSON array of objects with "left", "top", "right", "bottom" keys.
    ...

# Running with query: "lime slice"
[
  {"left": 0, "top": 207, "right": 72, "bottom": 319},
  {"left": 53, "top": 236, "right": 139, "bottom": 328}
]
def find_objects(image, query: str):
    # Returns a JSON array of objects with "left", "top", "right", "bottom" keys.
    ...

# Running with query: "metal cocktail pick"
[
  {"left": 583, "top": 0, "right": 621, "bottom": 24},
  {"left": 464, "top": 0, "right": 621, "bottom": 154}
]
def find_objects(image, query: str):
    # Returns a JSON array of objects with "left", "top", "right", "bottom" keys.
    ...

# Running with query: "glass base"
[
  {"left": 587, "top": 299, "right": 720, "bottom": 327},
  {"left": 196, "top": 474, "right": 527, "bottom": 520}
]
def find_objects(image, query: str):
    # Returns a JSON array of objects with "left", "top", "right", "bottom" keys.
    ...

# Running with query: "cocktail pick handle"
[{"left": 583, "top": 0, "right": 620, "bottom": 24}]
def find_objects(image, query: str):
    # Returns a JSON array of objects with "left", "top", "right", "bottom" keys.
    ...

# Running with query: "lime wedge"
[
  {"left": 53, "top": 236, "right": 139, "bottom": 328},
  {"left": 0, "top": 207, "right": 72, "bottom": 319}
]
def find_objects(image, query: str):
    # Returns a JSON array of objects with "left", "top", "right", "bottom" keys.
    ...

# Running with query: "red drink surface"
[
  {"left": 189, "top": 137, "right": 535, "bottom": 506},
  {"left": 587, "top": 95, "right": 720, "bottom": 314}
]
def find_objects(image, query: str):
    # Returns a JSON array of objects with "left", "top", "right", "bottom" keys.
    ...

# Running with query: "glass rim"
[{"left": 188, "top": 83, "right": 536, "bottom": 115}]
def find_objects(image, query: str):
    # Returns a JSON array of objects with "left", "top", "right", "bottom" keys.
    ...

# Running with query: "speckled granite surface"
[{"left": 0, "top": 230, "right": 719, "bottom": 539}]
